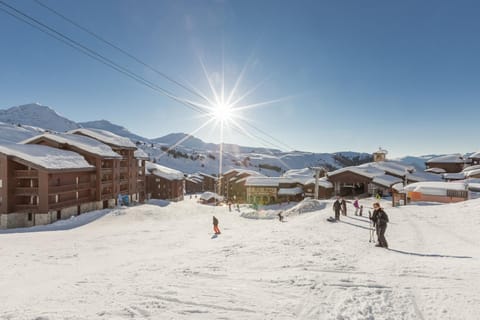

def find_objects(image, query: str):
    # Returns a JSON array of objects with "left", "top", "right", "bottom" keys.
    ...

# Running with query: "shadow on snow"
[{"left": 387, "top": 248, "right": 472, "bottom": 259}]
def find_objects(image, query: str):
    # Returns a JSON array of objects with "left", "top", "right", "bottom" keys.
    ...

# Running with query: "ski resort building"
[
  {"left": 303, "top": 178, "right": 334, "bottom": 199},
  {"left": 145, "top": 161, "right": 184, "bottom": 201},
  {"left": 403, "top": 181, "right": 470, "bottom": 203},
  {"left": 219, "top": 169, "right": 263, "bottom": 202},
  {"left": 425, "top": 154, "right": 465, "bottom": 173},
  {"left": 0, "top": 144, "right": 95, "bottom": 228},
  {"left": 69, "top": 128, "right": 146, "bottom": 204},
  {"left": 245, "top": 177, "right": 281, "bottom": 205},
  {"left": 468, "top": 152, "right": 480, "bottom": 166},
  {"left": 185, "top": 172, "right": 217, "bottom": 194},
  {"left": 326, "top": 161, "right": 441, "bottom": 198},
  {"left": 22, "top": 132, "right": 124, "bottom": 209}
]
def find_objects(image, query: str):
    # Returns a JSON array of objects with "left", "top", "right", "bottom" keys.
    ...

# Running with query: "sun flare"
[{"left": 212, "top": 101, "right": 233, "bottom": 122}]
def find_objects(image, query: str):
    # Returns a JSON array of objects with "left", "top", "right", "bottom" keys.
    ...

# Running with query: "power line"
[
  {"left": 0, "top": 0, "right": 295, "bottom": 153},
  {"left": 0, "top": 0, "right": 205, "bottom": 114},
  {"left": 33, "top": 0, "right": 208, "bottom": 104}
]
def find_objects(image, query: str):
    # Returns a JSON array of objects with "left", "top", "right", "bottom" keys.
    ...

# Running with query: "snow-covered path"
[{"left": 1, "top": 198, "right": 479, "bottom": 319}]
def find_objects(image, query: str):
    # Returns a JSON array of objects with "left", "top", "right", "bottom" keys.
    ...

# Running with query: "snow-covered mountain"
[
  {"left": 0, "top": 122, "right": 45, "bottom": 144},
  {"left": 0, "top": 103, "right": 80, "bottom": 132},
  {"left": 0, "top": 102, "right": 442, "bottom": 176},
  {"left": 78, "top": 120, "right": 148, "bottom": 143}
]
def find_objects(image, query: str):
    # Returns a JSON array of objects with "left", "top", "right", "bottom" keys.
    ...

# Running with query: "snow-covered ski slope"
[{"left": 1, "top": 198, "right": 479, "bottom": 319}]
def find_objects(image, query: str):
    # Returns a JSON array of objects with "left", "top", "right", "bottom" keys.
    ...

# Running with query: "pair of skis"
[{"left": 368, "top": 210, "right": 375, "bottom": 243}]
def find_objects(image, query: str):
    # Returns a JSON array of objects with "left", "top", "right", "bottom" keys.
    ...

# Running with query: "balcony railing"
[
  {"left": 48, "top": 182, "right": 94, "bottom": 194},
  {"left": 15, "top": 170, "right": 38, "bottom": 178},
  {"left": 15, "top": 187, "right": 39, "bottom": 195},
  {"left": 15, "top": 204, "right": 39, "bottom": 213},
  {"left": 49, "top": 196, "right": 92, "bottom": 210}
]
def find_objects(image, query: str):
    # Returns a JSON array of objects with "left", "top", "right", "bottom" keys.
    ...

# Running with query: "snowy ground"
[{"left": 1, "top": 197, "right": 479, "bottom": 320}]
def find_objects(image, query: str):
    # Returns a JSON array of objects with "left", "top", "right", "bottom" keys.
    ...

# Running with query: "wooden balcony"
[
  {"left": 48, "top": 182, "right": 94, "bottom": 194},
  {"left": 15, "top": 187, "right": 39, "bottom": 195},
  {"left": 15, "top": 170, "right": 38, "bottom": 178},
  {"left": 49, "top": 197, "right": 92, "bottom": 210},
  {"left": 15, "top": 204, "right": 39, "bottom": 213},
  {"left": 101, "top": 168, "right": 113, "bottom": 174}
]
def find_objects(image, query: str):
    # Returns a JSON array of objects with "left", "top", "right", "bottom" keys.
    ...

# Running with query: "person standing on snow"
[
  {"left": 340, "top": 197, "right": 347, "bottom": 216},
  {"left": 370, "top": 202, "right": 389, "bottom": 248},
  {"left": 353, "top": 197, "right": 361, "bottom": 215},
  {"left": 333, "top": 196, "right": 342, "bottom": 221},
  {"left": 212, "top": 216, "right": 221, "bottom": 235}
]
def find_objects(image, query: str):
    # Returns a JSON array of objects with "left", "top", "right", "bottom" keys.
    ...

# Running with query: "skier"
[
  {"left": 353, "top": 197, "right": 360, "bottom": 215},
  {"left": 340, "top": 197, "right": 347, "bottom": 216},
  {"left": 212, "top": 216, "right": 221, "bottom": 235},
  {"left": 277, "top": 212, "right": 284, "bottom": 222},
  {"left": 333, "top": 196, "right": 342, "bottom": 221},
  {"left": 228, "top": 201, "right": 232, "bottom": 212},
  {"left": 370, "top": 202, "right": 389, "bottom": 248}
]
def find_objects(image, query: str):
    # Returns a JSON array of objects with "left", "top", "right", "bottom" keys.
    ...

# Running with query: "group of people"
[
  {"left": 213, "top": 196, "right": 389, "bottom": 248},
  {"left": 332, "top": 196, "right": 389, "bottom": 248}
]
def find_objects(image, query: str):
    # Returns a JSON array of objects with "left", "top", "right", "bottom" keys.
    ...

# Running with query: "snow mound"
[
  {"left": 240, "top": 198, "right": 326, "bottom": 220},
  {"left": 283, "top": 198, "right": 327, "bottom": 216}
]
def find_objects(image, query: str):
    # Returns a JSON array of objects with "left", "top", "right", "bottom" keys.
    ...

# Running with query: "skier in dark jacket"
[
  {"left": 212, "top": 216, "right": 221, "bottom": 235},
  {"left": 340, "top": 197, "right": 347, "bottom": 216},
  {"left": 333, "top": 197, "right": 342, "bottom": 221},
  {"left": 370, "top": 202, "right": 389, "bottom": 248}
]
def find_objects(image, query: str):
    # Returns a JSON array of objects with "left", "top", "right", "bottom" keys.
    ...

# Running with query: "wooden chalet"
[
  {"left": 0, "top": 144, "right": 95, "bottom": 228},
  {"left": 303, "top": 178, "right": 334, "bottom": 199},
  {"left": 426, "top": 154, "right": 465, "bottom": 173},
  {"left": 469, "top": 152, "right": 480, "bottom": 166}
]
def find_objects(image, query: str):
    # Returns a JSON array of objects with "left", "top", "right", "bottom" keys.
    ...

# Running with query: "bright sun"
[{"left": 212, "top": 102, "right": 233, "bottom": 122}]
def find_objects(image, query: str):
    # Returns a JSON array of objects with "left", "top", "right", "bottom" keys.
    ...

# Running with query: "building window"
[
  {"left": 0, "top": 179, "right": 2, "bottom": 188},
  {"left": 28, "top": 213, "right": 33, "bottom": 221}
]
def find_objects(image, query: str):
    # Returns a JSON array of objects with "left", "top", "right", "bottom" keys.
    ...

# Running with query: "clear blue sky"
[{"left": 1, "top": 0, "right": 479, "bottom": 158}]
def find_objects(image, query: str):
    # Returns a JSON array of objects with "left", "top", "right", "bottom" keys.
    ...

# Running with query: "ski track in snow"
[{"left": 1, "top": 198, "right": 479, "bottom": 319}]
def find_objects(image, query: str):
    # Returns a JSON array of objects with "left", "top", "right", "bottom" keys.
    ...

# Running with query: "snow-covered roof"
[
  {"left": 463, "top": 165, "right": 480, "bottom": 173},
  {"left": 0, "top": 143, "right": 94, "bottom": 171},
  {"left": 304, "top": 177, "right": 333, "bottom": 189},
  {"left": 134, "top": 148, "right": 149, "bottom": 160},
  {"left": 465, "top": 169, "right": 480, "bottom": 178},
  {"left": 425, "top": 167, "right": 446, "bottom": 174},
  {"left": 392, "top": 182, "right": 405, "bottom": 192},
  {"left": 328, "top": 164, "right": 385, "bottom": 179},
  {"left": 223, "top": 168, "right": 262, "bottom": 178},
  {"left": 198, "top": 172, "right": 217, "bottom": 180},
  {"left": 469, "top": 152, "right": 480, "bottom": 160},
  {"left": 278, "top": 187, "right": 303, "bottom": 196},
  {"left": 406, "top": 170, "right": 443, "bottom": 182},
  {"left": 69, "top": 128, "right": 136, "bottom": 149},
  {"left": 404, "top": 181, "right": 467, "bottom": 196},
  {"left": 245, "top": 177, "right": 281, "bottom": 187},
  {"left": 146, "top": 161, "right": 184, "bottom": 181},
  {"left": 443, "top": 173, "right": 466, "bottom": 180},
  {"left": 426, "top": 154, "right": 464, "bottom": 164},
  {"left": 372, "top": 174, "right": 403, "bottom": 188},
  {"left": 21, "top": 132, "right": 121, "bottom": 159}
]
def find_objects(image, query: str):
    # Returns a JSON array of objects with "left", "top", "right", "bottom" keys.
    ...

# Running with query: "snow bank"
[
  {"left": 283, "top": 198, "right": 327, "bottom": 216},
  {"left": 240, "top": 198, "right": 326, "bottom": 219}
]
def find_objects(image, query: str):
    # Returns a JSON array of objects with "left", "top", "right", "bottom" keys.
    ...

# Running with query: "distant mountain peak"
[{"left": 0, "top": 103, "right": 79, "bottom": 132}]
